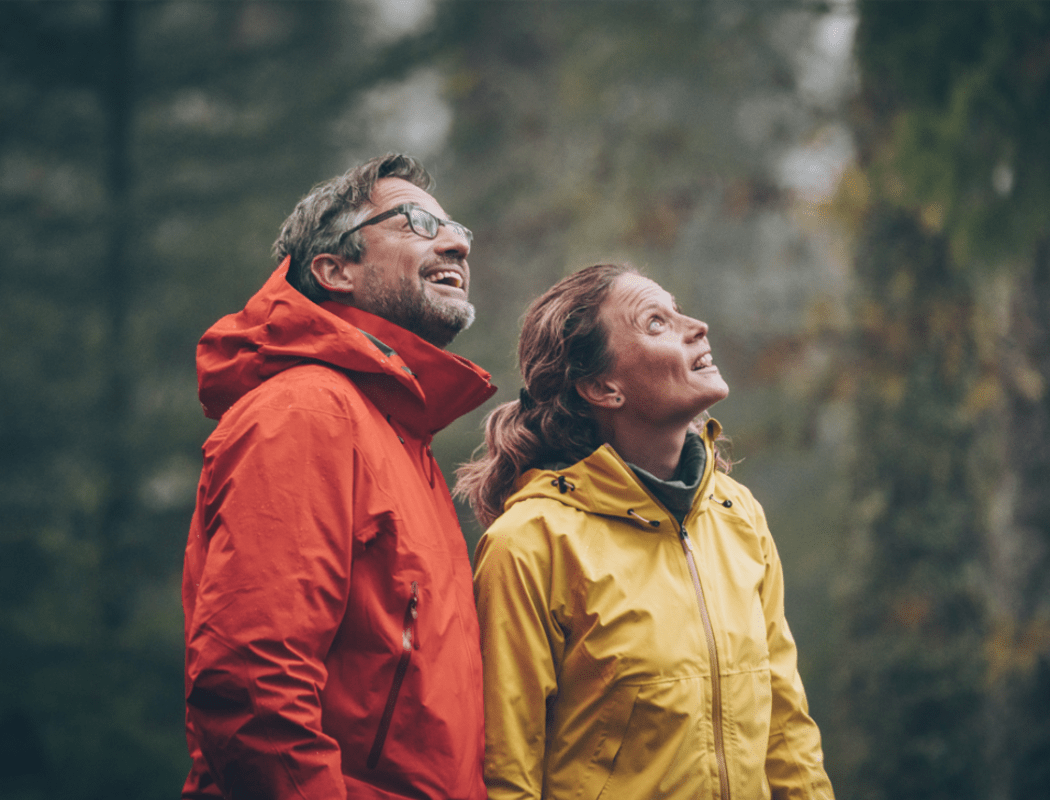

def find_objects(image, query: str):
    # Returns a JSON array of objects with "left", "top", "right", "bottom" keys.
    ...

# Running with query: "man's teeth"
[{"left": 426, "top": 270, "right": 463, "bottom": 289}]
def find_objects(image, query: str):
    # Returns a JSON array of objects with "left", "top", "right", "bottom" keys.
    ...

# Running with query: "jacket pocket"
[
  {"left": 571, "top": 684, "right": 641, "bottom": 800},
  {"left": 592, "top": 678, "right": 710, "bottom": 800},
  {"left": 367, "top": 581, "right": 419, "bottom": 769}
]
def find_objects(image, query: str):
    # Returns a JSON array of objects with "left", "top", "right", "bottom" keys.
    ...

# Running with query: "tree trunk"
[
  {"left": 987, "top": 235, "right": 1050, "bottom": 799},
  {"left": 836, "top": 205, "right": 988, "bottom": 800}
]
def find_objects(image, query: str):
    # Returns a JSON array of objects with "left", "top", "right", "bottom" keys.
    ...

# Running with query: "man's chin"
[
  {"left": 447, "top": 299, "right": 475, "bottom": 332},
  {"left": 413, "top": 300, "right": 475, "bottom": 348}
]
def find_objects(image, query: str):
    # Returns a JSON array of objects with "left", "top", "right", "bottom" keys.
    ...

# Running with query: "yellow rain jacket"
[{"left": 473, "top": 421, "right": 834, "bottom": 800}]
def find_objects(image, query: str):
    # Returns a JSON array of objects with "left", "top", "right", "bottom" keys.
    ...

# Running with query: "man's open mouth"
[{"left": 425, "top": 269, "right": 464, "bottom": 289}]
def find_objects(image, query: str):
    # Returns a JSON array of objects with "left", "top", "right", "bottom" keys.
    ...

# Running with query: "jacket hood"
[
  {"left": 197, "top": 257, "right": 496, "bottom": 435},
  {"left": 504, "top": 419, "right": 722, "bottom": 528}
]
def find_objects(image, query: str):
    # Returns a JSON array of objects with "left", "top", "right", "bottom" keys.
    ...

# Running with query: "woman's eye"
[{"left": 648, "top": 317, "right": 665, "bottom": 332}]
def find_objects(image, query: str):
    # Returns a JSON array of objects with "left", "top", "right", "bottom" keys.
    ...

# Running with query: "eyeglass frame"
[{"left": 338, "top": 203, "right": 473, "bottom": 248}]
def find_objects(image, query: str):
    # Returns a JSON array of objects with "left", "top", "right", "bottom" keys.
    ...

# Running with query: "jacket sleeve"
[
  {"left": 753, "top": 498, "right": 836, "bottom": 800},
  {"left": 473, "top": 518, "right": 564, "bottom": 800},
  {"left": 184, "top": 397, "right": 355, "bottom": 800}
]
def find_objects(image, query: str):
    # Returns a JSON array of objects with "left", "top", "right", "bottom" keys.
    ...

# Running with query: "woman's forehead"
[{"left": 605, "top": 274, "right": 675, "bottom": 315}]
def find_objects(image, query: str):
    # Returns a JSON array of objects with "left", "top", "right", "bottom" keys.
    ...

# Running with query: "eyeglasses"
[{"left": 341, "top": 203, "right": 473, "bottom": 246}]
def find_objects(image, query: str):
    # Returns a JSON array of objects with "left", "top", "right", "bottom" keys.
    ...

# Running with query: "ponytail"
[{"left": 454, "top": 264, "right": 631, "bottom": 526}]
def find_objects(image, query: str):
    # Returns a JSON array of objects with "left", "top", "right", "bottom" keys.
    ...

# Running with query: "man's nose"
[{"left": 433, "top": 224, "right": 470, "bottom": 259}]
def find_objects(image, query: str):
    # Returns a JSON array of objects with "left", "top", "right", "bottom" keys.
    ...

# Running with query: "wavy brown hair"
[{"left": 455, "top": 263, "right": 730, "bottom": 527}]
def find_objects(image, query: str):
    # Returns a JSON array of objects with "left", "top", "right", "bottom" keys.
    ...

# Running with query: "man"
[{"left": 181, "top": 154, "right": 495, "bottom": 800}]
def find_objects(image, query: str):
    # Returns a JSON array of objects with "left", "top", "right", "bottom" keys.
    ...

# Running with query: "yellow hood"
[{"left": 503, "top": 418, "right": 722, "bottom": 529}]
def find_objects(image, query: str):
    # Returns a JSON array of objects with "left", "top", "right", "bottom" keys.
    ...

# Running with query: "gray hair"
[{"left": 272, "top": 153, "right": 433, "bottom": 302}]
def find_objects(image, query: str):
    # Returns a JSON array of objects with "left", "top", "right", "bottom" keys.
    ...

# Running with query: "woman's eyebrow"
[{"left": 636, "top": 300, "right": 666, "bottom": 316}]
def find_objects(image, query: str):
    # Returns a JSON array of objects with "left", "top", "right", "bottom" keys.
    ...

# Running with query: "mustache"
[{"left": 423, "top": 255, "right": 467, "bottom": 270}]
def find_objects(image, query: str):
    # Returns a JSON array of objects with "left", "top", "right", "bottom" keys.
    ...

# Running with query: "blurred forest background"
[{"left": 1, "top": 0, "right": 1048, "bottom": 798}]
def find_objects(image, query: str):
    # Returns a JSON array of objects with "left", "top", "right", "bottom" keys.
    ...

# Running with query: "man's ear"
[
  {"left": 310, "top": 253, "right": 357, "bottom": 295},
  {"left": 576, "top": 376, "right": 623, "bottom": 410}
]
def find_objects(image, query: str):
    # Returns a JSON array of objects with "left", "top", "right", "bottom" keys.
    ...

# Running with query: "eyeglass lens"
[
  {"left": 407, "top": 207, "right": 439, "bottom": 237},
  {"left": 408, "top": 207, "right": 472, "bottom": 245}
]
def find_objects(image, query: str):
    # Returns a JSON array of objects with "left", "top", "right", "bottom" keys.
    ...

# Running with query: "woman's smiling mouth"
[{"left": 692, "top": 353, "right": 714, "bottom": 370}]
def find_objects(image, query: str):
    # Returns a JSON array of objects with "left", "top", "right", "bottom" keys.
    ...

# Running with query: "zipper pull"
[{"left": 402, "top": 581, "right": 419, "bottom": 651}]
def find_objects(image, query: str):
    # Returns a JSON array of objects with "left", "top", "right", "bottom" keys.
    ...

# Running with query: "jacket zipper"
[
  {"left": 600, "top": 442, "right": 731, "bottom": 799},
  {"left": 367, "top": 581, "right": 419, "bottom": 769},
  {"left": 680, "top": 530, "right": 732, "bottom": 800}
]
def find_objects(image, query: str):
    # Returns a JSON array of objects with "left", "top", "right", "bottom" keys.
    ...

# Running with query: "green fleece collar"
[{"left": 627, "top": 431, "right": 706, "bottom": 525}]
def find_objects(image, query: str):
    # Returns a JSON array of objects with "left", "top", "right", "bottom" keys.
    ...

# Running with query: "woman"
[{"left": 457, "top": 264, "right": 834, "bottom": 800}]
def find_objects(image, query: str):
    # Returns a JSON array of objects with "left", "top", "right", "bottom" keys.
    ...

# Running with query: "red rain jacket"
[{"left": 182, "top": 259, "right": 495, "bottom": 800}]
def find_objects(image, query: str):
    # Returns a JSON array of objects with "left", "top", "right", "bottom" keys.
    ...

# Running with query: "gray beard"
[{"left": 357, "top": 264, "right": 475, "bottom": 348}]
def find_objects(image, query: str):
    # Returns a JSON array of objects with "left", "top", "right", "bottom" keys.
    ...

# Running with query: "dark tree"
[
  {"left": 837, "top": 3, "right": 1050, "bottom": 798},
  {"left": 0, "top": 2, "right": 382, "bottom": 797}
]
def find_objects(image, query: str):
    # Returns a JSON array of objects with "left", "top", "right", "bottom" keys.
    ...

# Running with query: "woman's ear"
[
  {"left": 310, "top": 253, "right": 357, "bottom": 295},
  {"left": 576, "top": 377, "right": 624, "bottom": 410}
]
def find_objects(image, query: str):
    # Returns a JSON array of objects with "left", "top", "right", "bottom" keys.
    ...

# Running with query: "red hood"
[{"left": 197, "top": 257, "right": 496, "bottom": 437}]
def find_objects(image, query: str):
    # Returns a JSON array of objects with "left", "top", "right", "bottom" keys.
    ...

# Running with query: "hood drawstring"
[
  {"left": 551, "top": 475, "right": 576, "bottom": 494},
  {"left": 628, "top": 509, "right": 661, "bottom": 528},
  {"left": 709, "top": 493, "right": 733, "bottom": 508}
]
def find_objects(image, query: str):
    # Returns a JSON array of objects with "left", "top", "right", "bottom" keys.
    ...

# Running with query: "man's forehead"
[{"left": 370, "top": 177, "right": 443, "bottom": 215}]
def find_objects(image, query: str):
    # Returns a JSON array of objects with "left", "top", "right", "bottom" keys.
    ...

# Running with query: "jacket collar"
[
  {"left": 505, "top": 419, "right": 721, "bottom": 529},
  {"left": 197, "top": 257, "right": 495, "bottom": 436}
]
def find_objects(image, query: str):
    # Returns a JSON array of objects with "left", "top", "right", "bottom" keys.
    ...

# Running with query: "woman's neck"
[{"left": 604, "top": 421, "right": 690, "bottom": 481}]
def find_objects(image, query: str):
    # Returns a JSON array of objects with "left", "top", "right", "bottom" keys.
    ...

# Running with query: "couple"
[{"left": 181, "top": 154, "right": 834, "bottom": 800}]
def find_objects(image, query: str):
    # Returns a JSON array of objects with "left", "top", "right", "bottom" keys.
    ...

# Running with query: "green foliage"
[{"left": 855, "top": 0, "right": 1050, "bottom": 264}]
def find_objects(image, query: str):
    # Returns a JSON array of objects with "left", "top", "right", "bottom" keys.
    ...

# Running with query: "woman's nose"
[{"left": 685, "top": 316, "right": 708, "bottom": 340}]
